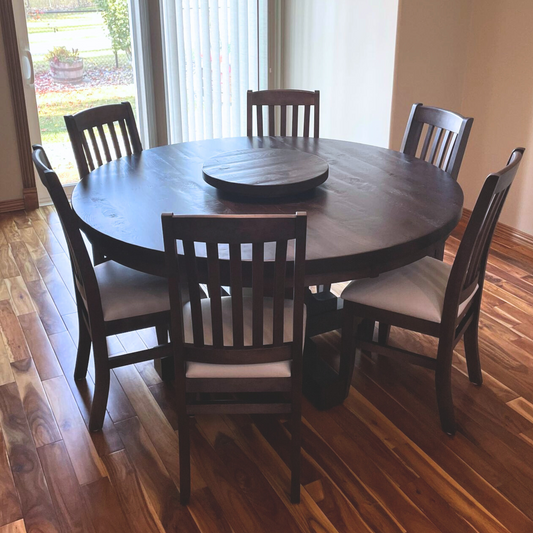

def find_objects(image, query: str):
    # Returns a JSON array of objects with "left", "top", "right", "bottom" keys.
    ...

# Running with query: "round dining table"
[
  {"left": 72, "top": 136, "right": 463, "bottom": 284},
  {"left": 72, "top": 135, "right": 463, "bottom": 409}
]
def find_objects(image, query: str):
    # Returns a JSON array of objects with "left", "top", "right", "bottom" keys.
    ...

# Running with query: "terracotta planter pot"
[{"left": 50, "top": 58, "right": 84, "bottom": 84}]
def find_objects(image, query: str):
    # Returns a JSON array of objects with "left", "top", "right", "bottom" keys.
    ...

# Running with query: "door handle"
[{"left": 21, "top": 49, "right": 35, "bottom": 86}]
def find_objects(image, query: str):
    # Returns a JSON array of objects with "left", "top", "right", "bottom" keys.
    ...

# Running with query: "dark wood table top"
[
  {"left": 202, "top": 148, "right": 329, "bottom": 198},
  {"left": 72, "top": 136, "right": 463, "bottom": 285}
]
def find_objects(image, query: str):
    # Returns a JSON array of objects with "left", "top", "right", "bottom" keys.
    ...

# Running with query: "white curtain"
[{"left": 161, "top": 0, "right": 268, "bottom": 143}]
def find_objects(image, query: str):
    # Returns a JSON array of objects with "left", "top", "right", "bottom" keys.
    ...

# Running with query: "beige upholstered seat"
[
  {"left": 341, "top": 256, "right": 477, "bottom": 323},
  {"left": 183, "top": 296, "right": 306, "bottom": 378},
  {"left": 95, "top": 261, "right": 170, "bottom": 321}
]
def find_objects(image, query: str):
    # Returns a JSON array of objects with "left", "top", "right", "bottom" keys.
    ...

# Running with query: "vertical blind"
[{"left": 161, "top": 0, "right": 268, "bottom": 143}]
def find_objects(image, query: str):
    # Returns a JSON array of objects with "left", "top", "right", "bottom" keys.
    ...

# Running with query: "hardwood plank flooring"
[{"left": 0, "top": 207, "right": 532, "bottom": 532}]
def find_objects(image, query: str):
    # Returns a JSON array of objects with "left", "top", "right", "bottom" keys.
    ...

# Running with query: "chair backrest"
[
  {"left": 445, "top": 148, "right": 524, "bottom": 319},
  {"left": 31, "top": 145, "right": 103, "bottom": 324},
  {"left": 401, "top": 103, "right": 473, "bottom": 181},
  {"left": 247, "top": 89, "right": 319, "bottom": 138},
  {"left": 162, "top": 213, "right": 307, "bottom": 367},
  {"left": 64, "top": 101, "right": 142, "bottom": 180}
]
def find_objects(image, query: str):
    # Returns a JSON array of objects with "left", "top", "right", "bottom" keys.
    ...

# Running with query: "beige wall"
[
  {"left": 0, "top": 22, "right": 24, "bottom": 202},
  {"left": 389, "top": 0, "right": 472, "bottom": 150},
  {"left": 281, "top": 0, "right": 399, "bottom": 148},
  {"left": 459, "top": 0, "right": 533, "bottom": 235},
  {"left": 391, "top": 0, "right": 533, "bottom": 235}
]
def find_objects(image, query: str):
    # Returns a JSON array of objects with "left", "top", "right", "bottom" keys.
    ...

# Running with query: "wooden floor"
[{"left": 1, "top": 207, "right": 533, "bottom": 532}]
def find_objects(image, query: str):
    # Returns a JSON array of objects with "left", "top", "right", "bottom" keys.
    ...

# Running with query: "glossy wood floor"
[{"left": 0, "top": 207, "right": 533, "bottom": 533}]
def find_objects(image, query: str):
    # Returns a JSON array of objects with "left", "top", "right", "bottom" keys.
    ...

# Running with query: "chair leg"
[
  {"left": 464, "top": 317, "right": 483, "bottom": 385},
  {"left": 358, "top": 319, "right": 375, "bottom": 360},
  {"left": 339, "top": 307, "right": 358, "bottom": 400},
  {"left": 88, "top": 339, "right": 110, "bottom": 432},
  {"left": 74, "top": 314, "right": 91, "bottom": 380},
  {"left": 435, "top": 345, "right": 456, "bottom": 436},
  {"left": 178, "top": 411, "right": 191, "bottom": 504},
  {"left": 290, "top": 405, "right": 301, "bottom": 503},
  {"left": 155, "top": 324, "right": 175, "bottom": 381}
]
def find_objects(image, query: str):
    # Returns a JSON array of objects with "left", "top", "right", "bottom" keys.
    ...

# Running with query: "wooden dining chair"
[
  {"left": 339, "top": 148, "right": 524, "bottom": 435},
  {"left": 32, "top": 145, "right": 172, "bottom": 432},
  {"left": 162, "top": 212, "right": 307, "bottom": 504},
  {"left": 375, "top": 103, "right": 475, "bottom": 341},
  {"left": 247, "top": 89, "right": 320, "bottom": 138},
  {"left": 401, "top": 103, "right": 473, "bottom": 182},
  {"left": 64, "top": 101, "right": 142, "bottom": 180}
]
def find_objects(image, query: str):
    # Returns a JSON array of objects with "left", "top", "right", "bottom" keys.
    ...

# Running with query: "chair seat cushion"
[
  {"left": 183, "top": 296, "right": 306, "bottom": 378},
  {"left": 341, "top": 256, "right": 477, "bottom": 323},
  {"left": 95, "top": 261, "right": 170, "bottom": 322}
]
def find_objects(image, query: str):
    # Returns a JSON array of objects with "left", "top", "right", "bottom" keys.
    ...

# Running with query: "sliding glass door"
[
  {"left": 14, "top": 0, "right": 268, "bottom": 203},
  {"left": 15, "top": 0, "right": 138, "bottom": 199}
]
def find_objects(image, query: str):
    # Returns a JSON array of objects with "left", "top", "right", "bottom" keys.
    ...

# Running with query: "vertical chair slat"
[
  {"left": 88, "top": 128, "right": 103, "bottom": 167},
  {"left": 468, "top": 192, "right": 505, "bottom": 287},
  {"left": 252, "top": 242, "right": 264, "bottom": 347},
  {"left": 119, "top": 119, "right": 132, "bottom": 156},
  {"left": 292, "top": 106, "right": 299, "bottom": 137},
  {"left": 268, "top": 105, "right": 275, "bottom": 136},
  {"left": 435, "top": 130, "right": 452, "bottom": 169},
  {"left": 420, "top": 124, "right": 434, "bottom": 160},
  {"left": 273, "top": 240, "right": 287, "bottom": 346},
  {"left": 428, "top": 128, "right": 444, "bottom": 165},
  {"left": 97, "top": 125, "right": 112, "bottom": 163},
  {"left": 183, "top": 240, "right": 204, "bottom": 346},
  {"left": 256, "top": 105, "right": 263, "bottom": 136},
  {"left": 206, "top": 242, "right": 224, "bottom": 348},
  {"left": 108, "top": 122, "right": 122, "bottom": 158},
  {"left": 280, "top": 105, "right": 287, "bottom": 136},
  {"left": 80, "top": 131, "right": 95, "bottom": 171},
  {"left": 247, "top": 90, "right": 253, "bottom": 136},
  {"left": 229, "top": 243, "right": 244, "bottom": 347},
  {"left": 313, "top": 92, "right": 320, "bottom": 138},
  {"left": 443, "top": 133, "right": 458, "bottom": 174},
  {"left": 303, "top": 105, "right": 310, "bottom": 137}
]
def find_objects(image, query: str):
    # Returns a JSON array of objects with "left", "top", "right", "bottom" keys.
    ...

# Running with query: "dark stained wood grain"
[
  {"left": 102, "top": 450, "right": 163, "bottom": 533},
  {"left": 114, "top": 416, "right": 200, "bottom": 533},
  {"left": 37, "top": 441, "right": 94, "bottom": 533},
  {"left": 17, "top": 313, "right": 62, "bottom": 381},
  {"left": 72, "top": 137, "right": 463, "bottom": 285},
  {"left": 24, "top": 280, "right": 65, "bottom": 336},
  {"left": 0, "top": 520, "right": 26, "bottom": 533},
  {"left": 11, "top": 358, "right": 61, "bottom": 448},
  {"left": 1, "top": 205, "right": 533, "bottom": 532},
  {"left": 80, "top": 477, "right": 131, "bottom": 533},
  {"left": 42, "top": 376, "right": 107, "bottom": 485},
  {"left": 0, "top": 382, "right": 60, "bottom": 533},
  {"left": 202, "top": 148, "right": 329, "bottom": 198},
  {"left": 0, "top": 431, "right": 22, "bottom": 528},
  {"left": 0, "top": 302, "right": 31, "bottom": 362}
]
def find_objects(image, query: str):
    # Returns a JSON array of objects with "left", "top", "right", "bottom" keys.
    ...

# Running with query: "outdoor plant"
[
  {"left": 96, "top": 0, "right": 131, "bottom": 67},
  {"left": 45, "top": 46, "right": 80, "bottom": 64}
]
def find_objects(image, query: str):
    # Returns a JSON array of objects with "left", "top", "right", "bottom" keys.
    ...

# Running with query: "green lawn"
[
  {"left": 27, "top": 11, "right": 130, "bottom": 72},
  {"left": 27, "top": 10, "right": 136, "bottom": 184},
  {"left": 37, "top": 84, "right": 136, "bottom": 144}
]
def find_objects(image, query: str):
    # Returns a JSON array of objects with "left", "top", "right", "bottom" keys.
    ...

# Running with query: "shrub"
[
  {"left": 96, "top": 0, "right": 131, "bottom": 66},
  {"left": 45, "top": 46, "right": 80, "bottom": 64}
]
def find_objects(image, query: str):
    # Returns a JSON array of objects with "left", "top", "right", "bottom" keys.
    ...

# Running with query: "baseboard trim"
[
  {"left": 0, "top": 198, "right": 25, "bottom": 213},
  {"left": 23, "top": 187, "right": 39, "bottom": 211},
  {"left": 462, "top": 208, "right": 533, "bottom": 249}
]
